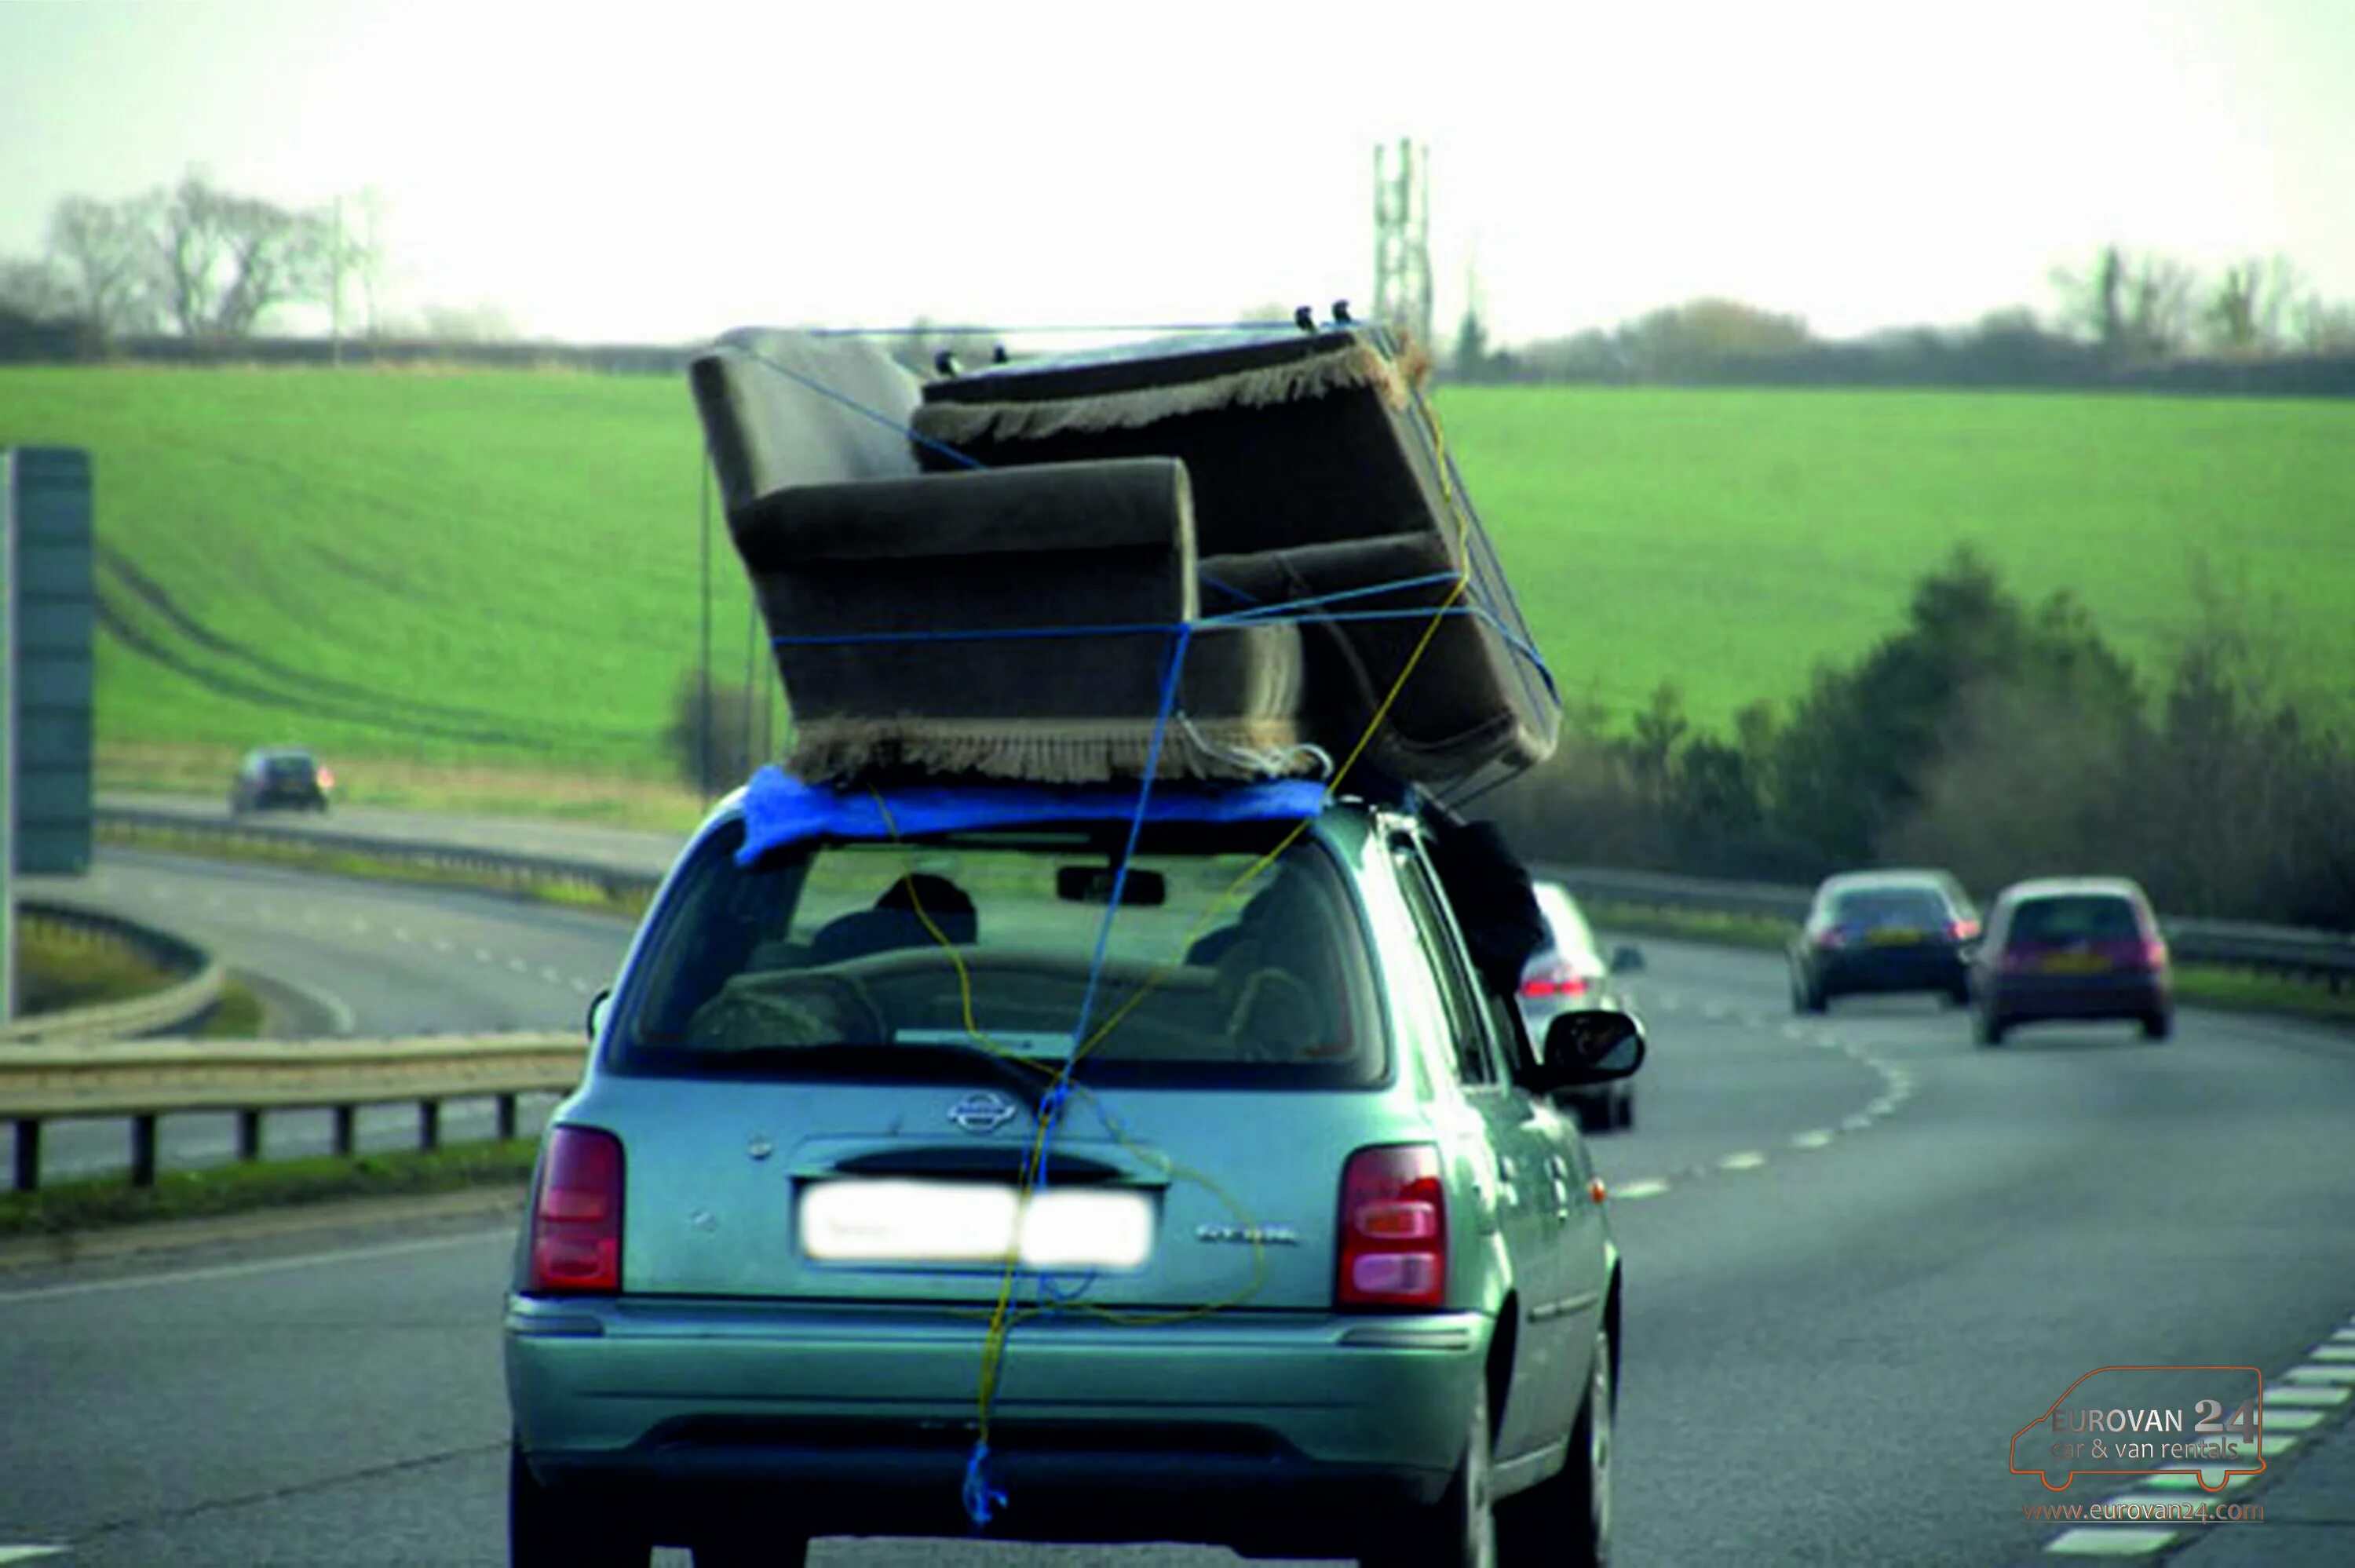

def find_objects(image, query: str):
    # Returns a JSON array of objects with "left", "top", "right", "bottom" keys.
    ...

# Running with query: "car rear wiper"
[{"left": 709, "top": 1040, "right": 1068, "bottom": 1110}]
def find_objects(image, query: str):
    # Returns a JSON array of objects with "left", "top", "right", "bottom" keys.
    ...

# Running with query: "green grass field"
[{"left": 2, "top": 366, "right": 2347, "bottom": 796}]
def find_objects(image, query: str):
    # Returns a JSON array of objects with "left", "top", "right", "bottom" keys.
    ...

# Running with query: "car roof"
[{"left": 1995, "top": 877, "right": 2149, "bottom": 904}]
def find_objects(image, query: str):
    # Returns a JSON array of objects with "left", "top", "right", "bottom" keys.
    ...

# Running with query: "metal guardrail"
[
  {"left": 1546, "top": 866, "right": 2355, "bottom": 992},
  {"left": 98, "top": 806, "right": 665, "bottom": 906},
  {"left": 1, "top": 900, "right": 226, "bottom": 1045},
  {"left": 2, "top": 1030, "right": 583, "bottom": 1191}
]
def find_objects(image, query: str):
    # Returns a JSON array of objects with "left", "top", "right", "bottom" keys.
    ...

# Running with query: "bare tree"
[
  {"left": 2203, "top": 256, "right": 2301, "bottom": 356},
  {"left": 47, "top": 195, "right": 158, "bottom": 334},
  {"left": 145, "top": 170, "right": 334, "bottom": 337},
  {"left": 0, "top": 257, "right": 73, "bottom": 324}
]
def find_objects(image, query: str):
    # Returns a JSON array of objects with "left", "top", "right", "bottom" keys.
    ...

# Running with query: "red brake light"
[
  {"left": 528, "top": 1126, "right": 624, "bottom": 1294},
  {"left": 1338, "top": 1144, "right": 1447, "bottom": 1309},
  {"left": 1949, "top": 919, "right": 1979, "bottom": 941},
  {"left": 2141, "top": 938, "right": 2168, "bottom": 968},
  {"left": 1519, "top": 966, "right": 1590, "bottom": 999},
  {"left": 316, "top": 767, "right": 334, "bottom": 789}
]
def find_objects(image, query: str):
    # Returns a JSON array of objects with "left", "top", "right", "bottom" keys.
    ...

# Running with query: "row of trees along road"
[
  {"left": 1450, "top": 246, "right": 2355, "bottom": 385},
  {"left": 0, "top": 170, "right": 382, "bottom": 341}
]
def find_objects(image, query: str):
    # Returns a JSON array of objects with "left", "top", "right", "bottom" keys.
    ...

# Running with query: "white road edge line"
[
  {"left": 0, "top": 1548, "right": 71, "bottom": 1563},
  {"left": 0, "top": 1229, "right": 511, "bottom": 1308},
  {"left": 264, "top": 971, "right": 360, "bottom": 1037}
]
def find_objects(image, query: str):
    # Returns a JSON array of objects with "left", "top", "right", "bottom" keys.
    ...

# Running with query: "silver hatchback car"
[{"left": 505, "top": 774, "right": 1643, "bottom": 1568}]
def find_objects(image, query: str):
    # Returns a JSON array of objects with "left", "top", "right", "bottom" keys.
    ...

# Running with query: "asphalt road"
[
  {"left": 8, "top": 847, "right": 637, "bottom": 1185},
  {"left": 5, "top": 847, "right": 2353, "bottom": 1565}
]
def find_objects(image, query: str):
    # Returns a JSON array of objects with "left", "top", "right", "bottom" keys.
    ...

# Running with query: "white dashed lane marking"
[
  {"left": 2044, "top": 1526, "right": 2179, "bottom": 1555},
  {"left": 472, "top": 947, "right": 493, "bottom": 964},
  {"left": 1718, "top": 1151, "right": 1767, "bottom": 1172},
  {"left": 0, "top": 1548, "right": 70, "bottom": 1563},
  {"left": 506, "top": 957, "right": 529, "bottom": 973},
  {"left": 2287, "top": 1364, "right": 2355, "bottom": 1384},
  {"left": 1612, "top": 1179, "right": 1670, "bottom": 1201},
  {"left": 1791, "top": 1130, "right": 1835, "bottom": 1150}
]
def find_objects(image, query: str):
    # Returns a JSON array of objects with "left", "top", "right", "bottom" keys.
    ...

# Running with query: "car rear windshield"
[
  {"left": 264, "top": 754, "right": 316, "bottom": 775},
  {"left": 2007, "top": 895, "right": 2142, "bottom": 944},
  {"left": 1830, "top": 888, "right": 1950, "bottom": 925},
  {"left": 609, "top": 819, "right": 1386, "bottom": 1090}
]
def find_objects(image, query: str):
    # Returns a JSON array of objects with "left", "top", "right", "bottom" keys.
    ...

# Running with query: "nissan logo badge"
[{"left": 947, "top": 1090, "right": 1022, "bottom": 1134}]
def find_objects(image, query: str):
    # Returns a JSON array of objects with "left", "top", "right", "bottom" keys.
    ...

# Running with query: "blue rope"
[
  {"left": 1205, "top": 571, "right": 1464, "bottom": 625},
  {"left": 962, "top": 1440, "right": 1009, "bottom": 1527},
  {"left": 730, "top": 343, "right": 987, "bottom": 472},
  {"left": 1068, "top": 624, "right": 1191, "bottom": 1048}
]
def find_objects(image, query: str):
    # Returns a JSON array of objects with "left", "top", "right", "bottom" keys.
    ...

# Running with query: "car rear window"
[
  {"left": 610, "top": 819, "right": 1385, "bottom": 1090},
  {"left": 1830, "top": 887, "right": 1950, "bottom": 925},
  {"left": 2007, "top": 895, "right": 2142, "bottom": 944},
  {"left": 264, "top": 754, "right": 316, "bottom": 775}
]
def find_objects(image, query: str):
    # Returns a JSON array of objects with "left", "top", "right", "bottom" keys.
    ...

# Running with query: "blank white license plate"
[{"left": 798, "top": 1180, "right": 1153, "bottom": 1269}]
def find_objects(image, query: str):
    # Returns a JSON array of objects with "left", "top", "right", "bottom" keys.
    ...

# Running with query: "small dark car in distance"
[
  {"left": 229, "top": 746, "right": 334, "bottom": 815},
  {"left": 1520, "top": 880, "right": 1647, "bottom": 1132},
  {"left": 1789, "top": 870, "right": 1979, "bottom": 1013},
  {"left": 1970, "top": 877, "right": 2172, "bottom": 1045}
]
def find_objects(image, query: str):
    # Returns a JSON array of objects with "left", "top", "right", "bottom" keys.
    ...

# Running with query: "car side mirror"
[
  {"left": 1608, "top": 944, "right": 1645, "bottom": 975},
  {"left": 586, "top": 988, "right": 613, "bottom": 1044},
  {"left": 1527, "top": 1008, "right": 1645, "bottom": 1094}
]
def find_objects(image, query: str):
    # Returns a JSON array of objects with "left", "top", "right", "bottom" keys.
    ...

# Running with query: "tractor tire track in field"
[{"left": 96, "top": 543, "right": 646, "bottom": 749}]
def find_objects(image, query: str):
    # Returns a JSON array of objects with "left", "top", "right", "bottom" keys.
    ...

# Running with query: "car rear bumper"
[
  {"left": 1985, "top": 972, "right": 2169, "bottom": 1020},
  {"left": 1815, "top": 946, "right": 1967, "bottom": 993},
  {"left": 506, "top": 1295, "right": 1484, "bottom": 1542}
]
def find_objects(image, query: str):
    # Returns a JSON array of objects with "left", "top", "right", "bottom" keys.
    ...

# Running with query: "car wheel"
[
  {"left": 2142, "top": 1011, "right": 2172, "bottom": 1041},
  {"left": 1498, "top": 1321, "right": 1613, "bottom": 1568},
  {"left": 1975, "top": 1010, "right": 2006, "bottom": 1048},
  {"left": 508, "top": 1442, "right": 650, "bottom": 1568},
  {"left": 1363, "top": 1377, "right": 1495, "bottom": 1568}
]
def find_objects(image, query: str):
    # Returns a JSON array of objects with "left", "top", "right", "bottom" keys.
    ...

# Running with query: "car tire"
[
  {"left": 1362, "top": 1378, "right": 1495, "bottom": 1568},
  {"left": 1498, "top": 1321, "right": 1612, "bottom": 1568},
  {"left": 509, "top": 1442, "right": 650, "bottom": 1568},
  {"left": 2142, "top": 1010, "right": 2172, "bottom": 1041},
  {"left": 1975, "top": 1010, "right": 2006, "bottom": 1048}
]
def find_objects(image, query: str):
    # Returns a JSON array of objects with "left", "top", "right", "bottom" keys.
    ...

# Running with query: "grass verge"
[
  {"left": 16, "top": 920, "right": 183, "bottom": 1014},
  {"left": 1586, "top": 901, "right": 2354, "bottom": 1025},
  {"left": 97, "top": 817, "right": 652, "bottom": 921},
  {"left": 0, "top": 1138, "right": 539, "bottom": 1239}
]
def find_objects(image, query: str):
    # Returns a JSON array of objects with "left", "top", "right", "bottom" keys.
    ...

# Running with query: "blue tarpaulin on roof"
[{"left": 734, "top": 766, "right": 1327, "bottom": 866}]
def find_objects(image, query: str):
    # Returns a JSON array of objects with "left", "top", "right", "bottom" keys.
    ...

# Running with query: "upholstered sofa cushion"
[{"left": 726, "top": 457, "right": 1306, "bottom": 784}]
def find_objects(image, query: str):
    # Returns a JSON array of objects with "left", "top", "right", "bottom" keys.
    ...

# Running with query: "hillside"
[{"left": 2, "top": 366, "right": 2347, "bottom": 799}]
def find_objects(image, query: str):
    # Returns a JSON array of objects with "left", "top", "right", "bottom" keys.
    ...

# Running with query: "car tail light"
[
  {"left": 1519, "top": 965, "right": 1590, "bottom": 999},
  {"left": 317, "top": 767, "right": 335, "bottom": 789},
  {"left": 1338, "top": 1144, "right": 1446, "bottom": 1310},
  {"left": 527, "top": 1126, "right": 624, "bottom": 1294},
  {"left": 2140, "top": 938, "right": 2168, "bottom": 968},
  {"left": 1948, "top": 919, "right": 1980, "bottom": 941},
  {"left": 1817, "top": 928, "right": 1848, "bottom": 950}
]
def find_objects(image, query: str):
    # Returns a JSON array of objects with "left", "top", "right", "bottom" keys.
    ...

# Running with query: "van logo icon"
[{"left": 947, "top": 1090, "right": 1022, "bottom": 1134}]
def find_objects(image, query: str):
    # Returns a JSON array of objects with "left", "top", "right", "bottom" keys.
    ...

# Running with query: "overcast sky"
[{"left": 2, "top": 0, "right": 2350, "bottom": 347}]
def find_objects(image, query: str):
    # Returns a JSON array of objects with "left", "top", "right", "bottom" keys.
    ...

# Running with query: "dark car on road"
[
  {"left": 1789, "top": 870, "right": 1978, "bottom": 1012},
  {"left": 229, "top": 747, "right": 334, "bottom": 815},
  {"left": 1520, "top": 880, "right": 1646, "bottom": 1132},
  {"left": 505, "top": 777, "right": 1645, "bottom": 1568},
  {"left": 1970, "top": 877, "right": 2172, "bottom": 1045}
]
